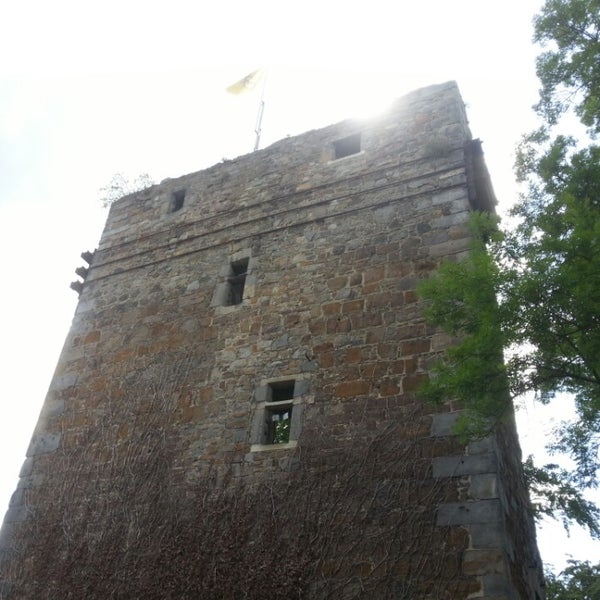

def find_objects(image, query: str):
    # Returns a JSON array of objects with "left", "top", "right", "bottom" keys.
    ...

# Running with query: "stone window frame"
[
  {"left": 211, "top": 249, "right": 256, "bottom": 312},
  {"left": 250, "top": 376, "right": 310, "bottom": 452}
]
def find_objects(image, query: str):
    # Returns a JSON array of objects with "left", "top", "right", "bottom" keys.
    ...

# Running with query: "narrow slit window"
[
  {"left": 170, "top": 190, "right": 185, "bottom": 213},
  {"left": 225, "top": 257, "right": 249, "bottom": 306},
  {"left": 333, "top": 133, "right": 361, "bottom": 159}
]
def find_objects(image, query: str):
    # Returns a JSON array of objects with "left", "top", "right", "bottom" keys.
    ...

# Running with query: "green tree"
[
  {"left": 545, "top": 560, "right": 600, "bottom": 600},
  {"left": 533, "top": 0, "right": 600, "bottom": 132},
  {"left": 419, "top": 0, "right": 600, "bottom": 536}
]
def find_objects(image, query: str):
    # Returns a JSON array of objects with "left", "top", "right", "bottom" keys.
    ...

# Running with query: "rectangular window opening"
[
  {"left": 269, "top": 380, "right": 295, "bottom": 402},
  {"left": 170, "top": 190, "right": 185, "bottom": 213},
  {"left": 265, "top": 405, "right": 293, "bottom": 445},
  {"left": 263, "top": 380, "right": 295, "bottom": 445},
  {"left": 333, "top": 133, "right": 361, "bottom": 159},
  {"left": 225, "top": 257, "right": 249, "bottom": 306}
]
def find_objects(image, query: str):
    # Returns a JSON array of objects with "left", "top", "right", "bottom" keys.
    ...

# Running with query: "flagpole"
[{"left": 254, "top": 70, "right": 268, "bottom": 151}]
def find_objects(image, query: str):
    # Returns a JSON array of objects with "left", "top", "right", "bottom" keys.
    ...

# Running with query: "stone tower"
[{"left": 0, "top": 82, "right": 544, "bottom": 599}]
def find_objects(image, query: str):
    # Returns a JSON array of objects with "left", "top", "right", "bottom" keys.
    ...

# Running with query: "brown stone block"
[
  {"left": 180, "top": 405, "right": 206, "bottom": 422},
  {"left": 64, "top": 413, "right": 92, "bottom": 429},
  {"left": 82, "top": 330, "right": 101, "bottom": 344},
  {"left": 284, "top": 312, "right": 302, "bottom": 327},
  {"left": 338, "top": 365, "right": 361, "bottom": 380},
  {"left": 322, "top": 302, "right": 341, "bottom": 316},
  {"left": 326, "top": 316, "right": 351, "bottom": 333},
  {"left": 349, "top": 271, "right": 362, "bottom": 286},
  {"left": 388, "top": 360, "right": 405, "bottom": 375},
  {"left": 341, "top": 299, "right": 364, "bottom": 314},
  {"left": 366, "top": 327, "right": 385, "bottom": 344},
  {"left": 387, "top": 262, "right": 410, "bottom": 278},
  {"left": 327, "top": 276, "right": 347, "bottom": 291},
  {"left": 343, "top": 347, "right": 362, "bottom": 363},
  {"left": 334, "top": 380, "right": 370, "bottom": 398},
  {"left": 389, "top": 292, "right": 405, "bottom": 307},
  {"left": 390, "top": 559, "right": 410, "bottom": 578},
  {"left": 377, "top": 343, "right": 397, "bottom": 359},
  {"left": 376, "top": 242, "right": 397, "bottom": 255},
  {"left": 391, "top": 323, "right": 426, "bottom": 340},
  {"left": 463, "top": 549, "right": 506, "bottom": 576},
  {"left": 403, "top": 357, "right": 418, "bottom": 374},
  {"left": 449, "top": 224, "right": 470, "bottom": 240},
  {"left": 113, "top": 348, "right": 136, "bottom": 362},
  {"left": 449, "top": 579, "right": 482, "bottom": 598},
  {"left": 367, "top": 292, "right": 391, "bottom": 310},
  {"left": 198, "top": 387, "right": 214, "bottom": 403},
  {"left": 313, "top": 342, "right": 334, "bottom": 353},
  {"left": 141, "top": 303, "right": 160, "bottom": 317},
  {"left": 89, "top": 378, "right": 107, "bottom": 392},
  {"left": 400, "top": 339, "right": 431, "bottom": 356},
  {"left": 363, "top": 265, "right": 386, "bottom": 284},
  {"left": 320, "top": 559, "right": 342, "bottom": 577},
  {"left": 404, "top": 290, "right": 419, "bottom": 304},
  {"left": 116, "top": 424, "right": 130, "bottom": 441},
  {"left": 378, "top": 379, "right": 400, "bottom": 396},
  {"left": 361, "top": 363, "right": 389, "bottom": 379},
  {"left": 402, "top": 373, "right": 428, "bottom": 392},
  {"left": 350, "top": 312, "right": 383, "bottom": 330},
  {"left": 319, "top": 353, "right": 335, "bottom": 368},
  {"left": 354, "top": 245, "right": 375, "bottom": 260},
  {"left": 362, "top": 282, "right": 381, "bottom": 295},
  {"left": 309, "top": 320, "right": 326, "bottom": 335}
]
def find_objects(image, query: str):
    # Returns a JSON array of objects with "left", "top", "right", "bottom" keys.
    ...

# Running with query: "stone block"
[
  {"left": 52, "top": 372, "right": 78, "bottom": 391},
  {"left": 436, "top": 499, "right": 501, "bottom": 526},
  {"left": 481, "top": 574, "right": 517, "bottom": 598},
  {"left": 469, "top": 436, "right": 496, "bottom": 454},
  {"left": 333, "top": 380, "right": 370, "bottom": 398},
  {"left": 432, "top": 454, "right": 496, "bottom": 477},
  {"left": 470, "top": 522, "right": 505, "bottom": 549},
  {"left": 463, "top": 549, "right": 506, "bottom": 576},
  {"left": 470, "top": 474, "right": 499, "bottom": 499},
  {"left": 430, "top": 411, "right": 460, "bottom": 437},
  {"left": 26, "top": 433, "right": 61, "bottom": 457},
  {"left": 3, "top": 503, "right": 28, "bottom": 524},
  {"left": 18, "top": 458, "right": 33, "bottom": 478},
  {"left": 41, "top": 398, "right": 65, "bottom": 419}
]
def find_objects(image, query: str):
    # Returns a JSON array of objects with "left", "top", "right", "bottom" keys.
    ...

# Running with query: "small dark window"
[
  {"left": 334, "top": 133, "right": 361, "bottom": 159},
  {"left": 170, "top": 190, "right": 185, "bottom": 213},
  {"left": 225, "top": 257, "right": 249, "bottom": 306},
  {"left": 269, "top": 380, "right": 295, "bottom": 402}
]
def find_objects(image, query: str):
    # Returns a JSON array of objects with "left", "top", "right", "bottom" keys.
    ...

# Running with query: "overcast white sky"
[{"left": 1, "top": 0, "right": 597, "bottom": 572}]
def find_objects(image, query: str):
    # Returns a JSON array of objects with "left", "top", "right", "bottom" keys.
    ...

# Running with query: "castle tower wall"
[{"left": 0, "top": 82, "right": 544, "bottom": 599}]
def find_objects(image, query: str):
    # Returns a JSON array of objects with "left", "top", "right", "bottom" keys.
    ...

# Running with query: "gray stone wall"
[{"left": 0, "top": 81, "right": 544, "bottom": 599}]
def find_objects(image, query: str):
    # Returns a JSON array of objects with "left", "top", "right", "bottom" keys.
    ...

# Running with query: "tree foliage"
[
  {"left": 533, "top": 0, "right": 600, "bottom": 132},
  {"left": 419, "top": 0, "right": 600, "bottom": 536},
  {"left": 545, "top": 560, "right": 600, "bottom": 600},
  {"left": 99, "top": 172, "right": 154, "bottom": 208},
  {"left": 524, "top": 457, "right": 600, "bottom": 538}
]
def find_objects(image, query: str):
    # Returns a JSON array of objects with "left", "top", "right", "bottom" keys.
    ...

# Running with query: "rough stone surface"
[{"left": 0, "top": 82, "right": 544, "bottom": 599}]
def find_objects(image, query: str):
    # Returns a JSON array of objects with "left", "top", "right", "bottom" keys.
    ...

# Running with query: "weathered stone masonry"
[{"left": 0, "top": 81, "right": 544, "bottom": 598}]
